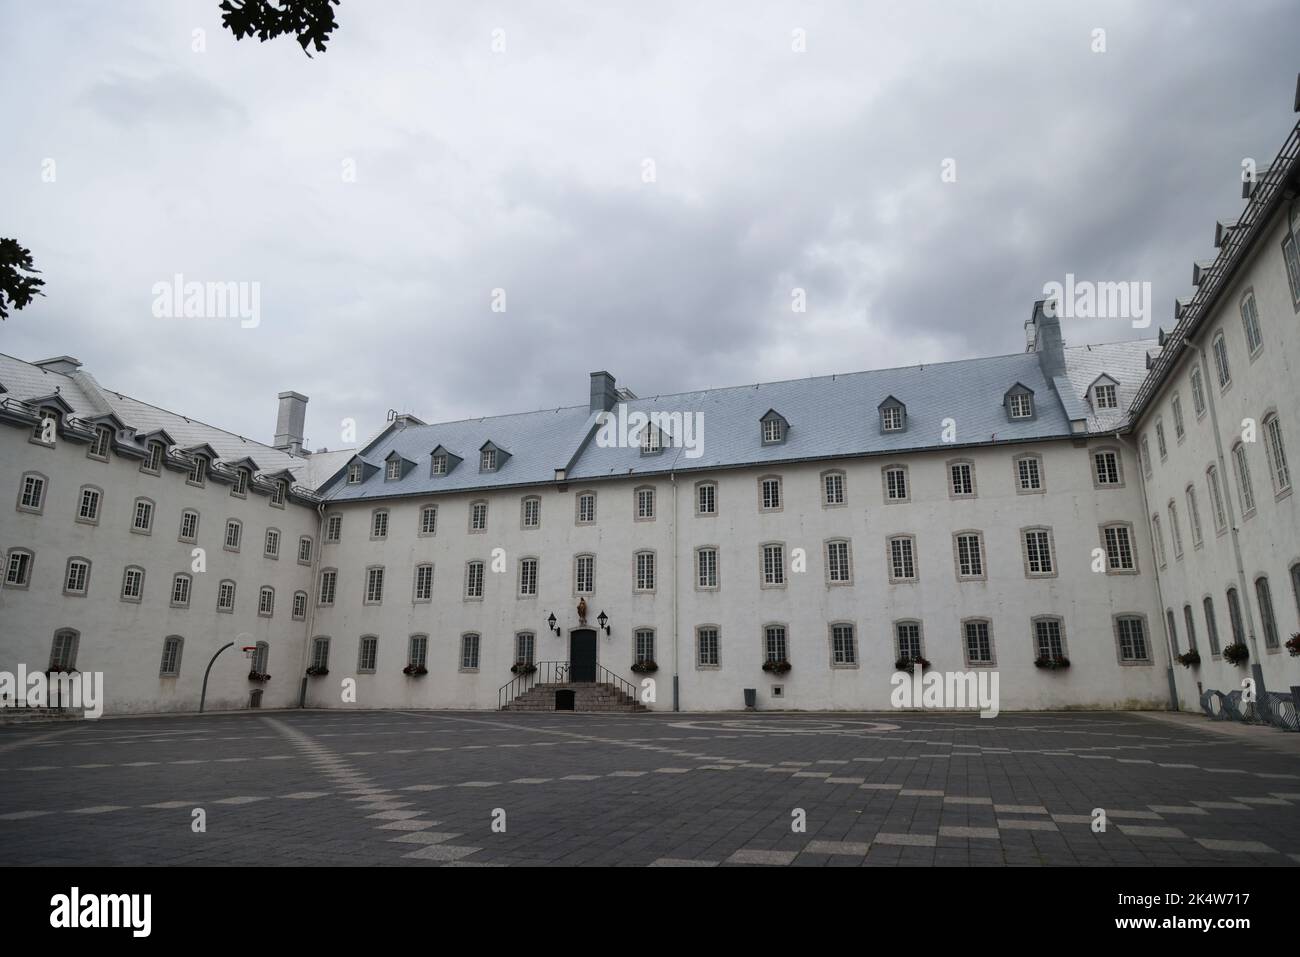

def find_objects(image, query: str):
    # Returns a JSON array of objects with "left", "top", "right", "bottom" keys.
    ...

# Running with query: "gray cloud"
[{"left": 1, "top": 0, "right": 1297, "bottom": 450}]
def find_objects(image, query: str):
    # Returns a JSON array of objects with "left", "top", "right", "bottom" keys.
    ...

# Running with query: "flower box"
[
  {"left": 403, "top": 664, "right": 428, "bottom": 676},
  {"left": 631, "top": 660, "right": 659, "bottom": 674},
  {"left": 1034, "top": 655, "right": 1070, "bottom": 670},
  {"left": 1286, "top": 633, "right": 1300, "bottom": 658},
  {"left": 762, "top": 659, "right": 792, "bottom": 674},
  {"left": 247, "top": 671, "right": 271, "bottom": 682},
  {"left": 305, "top": 666, "right": 329, "bottom": 677},
  {"left": 1222, "top": 643, "right": 1249, "bottom": 666},
  {"left": 895, "top": 656, "right": 930, "bottom": 674},
  {"left": 510, "top": 662, "right": 537, "bottom": 676},
  {"left": 1174, "top": 650, "right": 1200, "bottom": 668}
]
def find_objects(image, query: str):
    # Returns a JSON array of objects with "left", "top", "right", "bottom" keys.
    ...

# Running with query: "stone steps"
[{"left": 505, "top": 681, "right": 647, "bottom": 713}]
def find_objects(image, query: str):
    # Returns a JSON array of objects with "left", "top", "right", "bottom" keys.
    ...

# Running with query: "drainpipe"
[
  {"left": 1113, "top": 429, "right": 1179, "bottom": 710},
  {"left": 1189, "top": 338, "right": 1264, "bottom": 693},
  {"left": 670, "top": 471, "right": 680, "bottom": 711}
]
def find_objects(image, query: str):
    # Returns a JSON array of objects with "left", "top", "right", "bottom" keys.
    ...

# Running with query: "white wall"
[{"left": 0, "top": 428, "right": 316, "bottom": 713}]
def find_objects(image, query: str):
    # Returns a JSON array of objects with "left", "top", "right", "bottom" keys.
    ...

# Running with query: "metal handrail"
[
  {"left": 595, "top": 664, "right": 640, "bottom": 703},
  {"left": 497, "top": 659, "right": 641, "bottom": 709}
]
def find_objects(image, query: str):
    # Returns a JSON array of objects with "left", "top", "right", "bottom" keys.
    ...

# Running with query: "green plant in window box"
[
  {"left": 510, "top": 661, "right": 537, "bottom": 676},
  {"left": 1033, "top": 655, "right": 1071, "bottom": 670},
  {"left": 1286, "top": 633, "right": 1300, "bottom": 658},
  {"left": 1174, "top": 650, "right": 1200, "bottom": 668},
  {"left": 762, "top": 659, "right": 791, "bottom": 674},
  {"left": 402, "top": 664, "right": 428, "bottom": 676},
  {"left": 247, "top": 671, "right": 271, "bottom": 682},
  {"left": 894, "top": 656, "right": 930, "bottom": 674},
  {"left": 305, "top": 665, "right": 329, "bottom": 677},
  {"left": 631, "top": 660, "right": 658, "bottom": 674},
  {"left": 1222, "top": 643, "right": 1249, "bottom": 665}
]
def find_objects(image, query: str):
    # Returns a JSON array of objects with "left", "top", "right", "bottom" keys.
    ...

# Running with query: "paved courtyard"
[{"left": 2, "top": 709, "right": 1299, "bottom": 866}]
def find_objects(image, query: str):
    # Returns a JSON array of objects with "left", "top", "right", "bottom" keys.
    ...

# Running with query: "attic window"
[
  {"left": 271, "top": 481, "right": 287, "bottom": 506},
  {"left": 480, "top": 449, "right": 497, "bottom": 472},
  {"left": 386, "top": 459, "right": 401, "bottom": 481},
  {"left": 232, "top": 468, "right": 249, "bottom": 497},
  {"left": 431, "top": 454, "right": 447, "bottom": 476},
  {"left": 881, "top": 406, "right": 904, "bottom": 433},
  {"left": 1094, "top": 384, "right": 1118, "bottom": 409},
  {"left": 1008, "top": 393, "right": 1033, "bottom": 419},
  {"left": 346, "top": 462, "right": 363, "bottom": 484},
  {"left": 188, "top": 455, "right": 207, "bottom": 487},
  {"left": 640, "top": 427, "right": 662, "bottom": 454},
  {"left": 142, "top": 441, "right": 164, "bottom": 475}
]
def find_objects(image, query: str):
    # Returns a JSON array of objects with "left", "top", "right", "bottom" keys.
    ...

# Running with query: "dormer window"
[
  {"left": 89, "top": 425, "right": 113, "bottom": 460},
  {"left": 188, "top": 455, "right": 207, "bottom": 487},
  {"left": 346, "top": 462, "right": 363, "bottom": 484},
  {"left": 640, "top": 426, "right": 662, "bottom": 454},
  {"left": 232, "top": 468, "right": 249, "bottom": 497},
  {"left": 431, "top": 454, "right": 447, "bottom": 475},
  {"left": 142, "top": 441, "right": 164, "bottom": 475},
  {"left": 386, "top": 459, "right": 401, "bottom": 481},
  {"left": 1095, "top": 384, "right": 1117, "bottom": 409},
  {"left": 878, "top": 397, "right": 906, "bottom": 433},
  {"left": 759, "top": 410, "right": 789, "bottom": 446},
  {"left": 1003, "top": 384, "right": 1035, "bottom": 422},
  {"left": 480, "top": 448, "right": 497, "bottom": 472},
  {"left": 32, "top": 407, "right": 58, "bottom": 444},
  {"left": 271, "top": 481, "right": 287, "bottom": 507}
]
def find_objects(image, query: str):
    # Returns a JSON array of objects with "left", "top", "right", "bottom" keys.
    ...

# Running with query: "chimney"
[
  {"left": 589, "top": 371, "right": 618, "bottom": 413},
  {"left": 1029, "top": 299, "right": 1065, "bottom": 379},
  {"left": 274, "top": 391, "right": 308, "bottom": 455}
]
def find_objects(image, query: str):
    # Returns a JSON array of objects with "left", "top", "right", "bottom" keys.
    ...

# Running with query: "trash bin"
[
  {"left": 743, "top": 688, "right": 757, "bottom": 710},
  {"left": 249, "top": 688, "right": 263, "bottom": 709}
]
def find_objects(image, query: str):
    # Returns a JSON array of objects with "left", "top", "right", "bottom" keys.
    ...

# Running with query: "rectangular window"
[
  {"left": 1283, "top": 234, "right": 1300, "bottom": 307},
  {"left": 881, "top": 406, "right": 903, "bottom": 431},
  {"left": 889, "top": 536, "right": 916, "bottom": 581},
  {"left": 271, "top": 481, "right": 286, "bottom": 507},
  {"left": 65, "top": 560, "right": 89, "bottom": 596},
  {"left": 964, "top": 620, "right": 993, "bottom": 665},
  {"left": 372, "top": 510, "right": 389, "bottom": 538},
  {"left": 326, "top": 514, "right": 342, "bottom": 542},
  {"left": 831, "top": 623, "right": 856, "bottom": 665},
  {"left": 636, "top": 487, "right": 655, "bottom": 520},
  {"left": 1213, "top": 335, "right": 1231, "bottom": 388},
  {"left": 420, "top": 505, "right": 438, "bottom": 535},
  {"left": 1023, "top": 529, "right": 1054, "bottom": 575},
  {"left": 224, "top": 520, "right": 240, "bottom": 550},
  {"left": 358, "top": 636, "right": 378, "bottom": 673},
  {"left": 954, "top": 533, "right": 983, "bottom": 579},
  {"left": 1151, "top": 514, "right": 1167, "bottom": 567},
  {"left": 1116, "top": 616, "right": 1149, "bottom": 662},
  {"left": 1190, "top": 368, "right": 1206, "bottom": 416},
  {"left": 409, "top": 634, "right": 429, "bottom": 668},
  {"left": 518, "top": 558, "right": 538, "bottom": 596},
  {"left": 232, "top": 470, "right": 249, "bottom": 497},
  {"left": 884, "top": 466, "right": 908, "bottom": 501},
  {"left": 265, "top": 528, "right": 280, "bottom": 558},
  {"left": 6, "top": 551, "right": 32, "bottom": 586},
  {"left": 697, "top": 483, "right": 716, "bottom": 515},
  {"left": 895, "top": 622, "right": 922, "bottom": 661},
  {"left": 298, "top": 537, "right": 312, "bottom": 564},
  {"left": 318, "top": 569, "right": 337, "bottom": 605},
  {"left": 1266, "top": 417, "right": 1292, "bottom": 494},
  {"left": 465, "top": 561, "right": 484, "bottom": 599},
  {"left": 1256, "top": 578, "right": 1280, "bottom": 649},
  {"left": 762, "top": 418, "right": 783, "bottom": 443},
  {"left": 577, "top": 492, "right": 595, "bottom": 524},
  {"left": 823, "top": 473, "right": 845, "bottom": 506},
  {"left": 1016, "top": 456, "right": 1041, "bottom": 491},
  {"left": 1034, "top": 619, "right": 1064, "bottom": 659},
  {"left": 697, "top": 548, "right": 718, "bottom": 588},
  {"left": 1155, "top": 421, "right": 1167, "bottom": 459},
  {"left": 575, "top": 554, "right": 594, "bottom": 594},
  {"left": 171, "top": 574, "right": 190, "bottom": 606},
  {"left": 414, "top": 564, "right": 433, "bottom": 602},
  {"left": 189, "top": 456, "right": 206, "bottom": 486},
  {"left": 514, "top": 633, "right": 535, "bottom": 666},
  {"left": 635, "top": 629, "right": 656, "bottom": 664},
  {"left": 1141, "top": 436, "right": 1152, "bottom": 477},
  {"left": 1103, "top": 524, "right": 1135, "bottom": 571},
  {"left": 179, "top": 510, "right": 198, "bottom": 541},
  {"left": 950, "top": 462, "right": 973, "bottom": 496},
  {"left": 431, "top": 455, "right": 447, "bottom": 475},
  {"left": 470, "top": 502, "right": 487, "bottom": 531},
  {"left": 1094, "top": 383, "right": 1117, "bottom": 409},
  {"left": 826, "top": 540, "right": 851, "bottom": 583},
  {"left": 311, "top": 638, "right": 330, "bottom": 671},
  {"left": 764, "top": 625, "right": 788, "bottom": 663},
  {"left": 1169, "top": 504, "right": 1183, "bottom": 559},
  {"left": 460, "top": 634, "right": 480, "bottom": 670},
  {"left": 89, "top": 427, "right": 112, "bottom": 460},
  {"left": 78, "top": 487, "right": 101, "bottom": 522},
  {"left": 480, "top": 449, "right": 497, "bottom": 471},
  {"left": 258, "top": 588, "right": 274, "bottom": 616},
  {"left": 142, "top": 442, "right": 163, "bottom": 474},
  {"left": 216, "top": 581, "right": 235, "bottom": 611},
  {"left": 761, "top": 477, "right": 781, "bottom": 510},
  {"left": 292, "top": 592, "right": 307, "bottom": 619},
  {"left": 386, "top": 459, "right": 401, "bottom": 481},
  {"left": 762, "top": 544, "right": 785, "bottom": 586},
  {"left": 365, "top": 567, "right": 385, "bottom": 604},
  {"left": 1094, "top": 450, "right": 1121, "bottom": 486},
  {"left": 635, "top": 552, "right": 655, "bottom": 591},
  {"left": 1172, "top": 395, "right": 1185, "bottom": 440},
  {"left": 1208, "top": 467, "right": 1228, "bottom": 532},
  {"left": 1233, "top": 445, "right": 1256, "bottom": 515},
  {"left": 697, "top": 627, "right": 719, "bottom": 667},
  {"left": 1009, "top": 393, "right": 1032, "bottom": 418},
  {"left": 522, "top": 498, "right": 540, "bottom": 528},
  {"left": 1186, "top": 488, "right": 1203, "bottom": 546}
]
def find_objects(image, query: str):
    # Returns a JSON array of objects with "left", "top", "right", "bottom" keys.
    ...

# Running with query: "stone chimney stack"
[
  {"left": 274, "top": 391, "right": 308, "bottom": 455},
  {"left": 1029, "top": 299, "right": 1066, "bottom": 380},
  {"left": 589, "top": 371, "right": 618, "bottom": 414}
]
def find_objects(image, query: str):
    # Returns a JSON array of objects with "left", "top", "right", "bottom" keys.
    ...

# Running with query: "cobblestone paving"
[{"left": 2, "top": 710, "right": 1298, "bottom": 866}]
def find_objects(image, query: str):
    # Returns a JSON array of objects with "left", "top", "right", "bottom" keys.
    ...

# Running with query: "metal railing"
[
  {"left": 497, "top": 660, "right": 641, "bottom": 710},
  {"left": 1200, "top": 687, "right": 1298, "bottom": 731}
]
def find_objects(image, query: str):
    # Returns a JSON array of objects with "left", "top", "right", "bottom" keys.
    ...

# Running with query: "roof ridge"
[{"left": 106, "top": 388, "right": 305, "bottom": 461}]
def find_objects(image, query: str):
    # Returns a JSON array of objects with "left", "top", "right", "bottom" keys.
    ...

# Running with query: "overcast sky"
[{"left": 2, "top": 0, "right": 1298, "bottom": 452}]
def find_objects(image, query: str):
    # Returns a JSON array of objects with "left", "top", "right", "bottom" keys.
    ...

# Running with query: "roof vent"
[{"left": 32, "top": 356, "right": 83, "bottom": 375}]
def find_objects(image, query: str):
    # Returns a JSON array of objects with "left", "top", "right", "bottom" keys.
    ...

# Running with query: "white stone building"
[{"left": 2, "top": 115, "right": 1298, "bottom": 718}]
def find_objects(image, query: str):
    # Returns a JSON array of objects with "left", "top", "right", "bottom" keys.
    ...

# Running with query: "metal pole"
[{"left": 199, "top": 642, "right": 234, "bottom": 713}]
